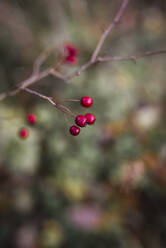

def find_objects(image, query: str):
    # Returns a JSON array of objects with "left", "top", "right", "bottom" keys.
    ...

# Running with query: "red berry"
[
  {"left": 81, "top": 96, "right": 93, "bottom": 108},
  {"left": 27, "top": 114, "right": 37, "bottom": 124},
  {"left": 69, "top": 125, "right": 80, "bottom": 136},
  {"left": 64, "top": 43, "right": 78, "bottom": 65},
  {"left": 19, "top": 128, "right": 29, "bottom": 139},
  {"left": 65, "top": 55, "right": 77, "bottom": 64},
  {"left": 64, "top": 43, "right": 78, "bottom": 57},
  {"left": 85, "top": 113, "right": 96, "bottom": 125},
  {"left": 75, "top": 115, "right": 87, "bottom": 127}
]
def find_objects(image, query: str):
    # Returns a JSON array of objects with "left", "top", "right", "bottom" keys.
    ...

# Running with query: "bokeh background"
[{"left": 0, "top": 0, "right": 166, "bottom": 247}]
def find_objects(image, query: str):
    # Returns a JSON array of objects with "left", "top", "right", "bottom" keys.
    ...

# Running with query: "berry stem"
[
  {"left": 63, "top": 99, "right": 80, "bottom": 102},
  {"left": 23, "top": 88, "right": 75, "bottom": 117}
]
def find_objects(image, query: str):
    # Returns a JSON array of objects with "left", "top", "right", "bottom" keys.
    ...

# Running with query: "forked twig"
[
  {"left": 91, "top": 0, "right": 129, "bottom": 62},
  {"left": 23, "top": 88, "right": 75, "bottom": 117},
  {"left": 0, "top": 0, "right": 166, "bottom": 117}
]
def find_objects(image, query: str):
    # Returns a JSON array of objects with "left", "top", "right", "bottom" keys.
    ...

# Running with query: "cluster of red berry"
[
  {"left": 64, "top": 43, "right": 78, "bottom": 65},
  {"left": 19, "top": 114, "right": 37, "bottom": 139},
  {"left": 19, "top": 97, "right": 95, "bottom": 138},
  {"left": 69, "top": 96, "right": 96, "bottom": 136}
]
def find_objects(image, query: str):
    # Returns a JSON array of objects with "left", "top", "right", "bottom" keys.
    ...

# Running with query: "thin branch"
[
  {"left": 49, "top": 68, "right": 66, "bottom": 80},
  {"left": 32, "top": 44, "right": 61, "bottom": 74},
  {"left": 33, "top": 49, "right": 52, "bottom": 75},
  {"left": 65, "top": 49, "right": 166, "bottom": 80},
  {"left": 0, "top": 0, "right": 166, "bottom": 103},
  {"left": 0, "top": 67, "right": 65, "bottom": 101},
  {"left": 0, "top": 88, "right": 19, "bottom": 101},
  {"left": 0, "top": 49, "right": 166, "bottom": 101},
  {"left": 97, "top": 50, "right": 166, "bottom": 63},
  {"left": 63, "top": 99, "right": 80, "bottom": 102},
  {"left": 23, "top": 88, "right": 75, "bottom": 117},
  {"left": 65, "top": 60, "right": 95, "bottom": 80},
  {"left": 19, "top": 68, "right": 51, "bottom": 89},
  {"left": 23, "top": 87, "right": 56, "bottom": 106},
  {"left": 91, "top": 0, "right": 129, "bottom": 62}
]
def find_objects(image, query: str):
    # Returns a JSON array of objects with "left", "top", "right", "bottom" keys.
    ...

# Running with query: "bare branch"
[
  {"left": 63, "top": 99, "right": 80, "bottom": 102},
  {"left": 0, "top": 0, "right": 165, "bottom": 126},
  {"left": 32, "top": 44, "right": 62, "bottom": 75},
  {"left": 97, "top": 50, "right": 166, "bottom": 63},
  {"left": 49, "top": 68, "right": 66, "bottom": 80},
  {"left": 23, "top": 87, "right": 56, "bottom": 106},
  {"left": 65, "top": 60, "right": 95, "bottom": 80},
  {"left": 23, "top": 88, "right": 75, "bottom": 117},
  {"left": 91, "top": 0, "right": 129, "bottom": 62},
  {"left": 0, "top": 67, "right": 65, "bottom": 101},
  {"left": 0, "top": 0, "right": 166, "bottom": 104},
  {"left": 33, "top": 49, "right": 52, "bottom": 75},
  {"left": 0, "top": 48, "right": 166, "bottom": 101},
  {"left": 0, "top": 88, "right": 20, "bottom": 101}
]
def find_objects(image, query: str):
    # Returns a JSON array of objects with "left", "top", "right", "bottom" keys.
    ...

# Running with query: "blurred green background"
[{"left": 0, "top": 0, "right": 166, "bottom": 247}]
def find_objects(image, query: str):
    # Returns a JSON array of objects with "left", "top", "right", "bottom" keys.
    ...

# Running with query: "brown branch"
[
  {"left": 23, "top": 88, "right": 75, "bottom": 117},
  {"left": 33, "top": 49, "right": 53, "bottom": 75},
  {"left": 23, "top": 87, "right": 56, "bottom": 106},
  {"left": 63, "top": 99, "right": 80, "bottom": 102},
  {"left": 65, "top": 49, "right": 166, "bottom": 80},
  {"left": 65, "top": 60, "right": 95, "bottom": 80},
  {"left": 0, "top": 49, "right": 166, "bottom": 101},
  {"left": 0, "top": 0, "right": 166, "bottom": 104},
  {"left": 97, "top": 50, "right": 166, "bottom": 63},
  {"left": 0, "top": 67, "right": 65, "bottom": 101},
  {"left": 91, "top": 0, "right": 129, "bottom": 62}
]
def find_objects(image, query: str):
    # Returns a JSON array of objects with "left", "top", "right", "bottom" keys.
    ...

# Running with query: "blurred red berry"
[
  {"left": 19, "top": 128, "right": 29, "bottom": 139},
  {"left": 64, "top": 43, "right": 78, "bottom": 57},
  {"left": 65, "top": 55, "right": 77, "bottom": 64},
  {"left": 85, "top": 113, "right": 96, "bottom": 125},
  {"left": 81, "top": 96, "right": 93, "bottom": 107},
  {"left": 75, "top": 115, "right": 87, "bottom": 127},
  {"left": 69, "top": 125, "right": 80, "bottom": 136},
  {"left": 27, "top": 114, "right": 37, "bottom": 124},
  {"left": 64, "top": 43, "right": 78, "bottom": 65}
]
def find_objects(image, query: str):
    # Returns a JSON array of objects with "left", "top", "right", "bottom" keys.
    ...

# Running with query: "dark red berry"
[
  {"left": 69, "top": 125, "right": 80, "bottom": 136},
  {"left": 65, "top": 55, "right": 77, "bottom": 64},
  {"left": 27, "top": 114, "right": 37, "bottom": 124},
  {"left": 64, "top": 43, "right": 78, "bottom": 65},
  {"left": 64, "top": 43, "right": 78, "bottom": 57},
  {"left": 81, "top": 96, "right": 93, "bottom": 108},
  {"left": 19, "top": 128, "right": 29, "bottom": 139},
  {"left": 85, "top": 113, "right": 96, "bottom": 125},
  {"left": 75, "top": 115, "right": 87, "bottom": 127}
]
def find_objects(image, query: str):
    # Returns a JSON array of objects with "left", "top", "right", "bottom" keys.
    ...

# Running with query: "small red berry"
[
  {"left": 64, "top": 43, "right": 78, "bottom": 65},
  {"left": 85, "top": 113, "right": 96, "bottom": 125},
  {"left": 27, "top": 114, "right": 37, "bottom": 124},
  {"left": 75, "top": 115, "right": 87, "bottom": 127},
  {"left": 64, "top": 43, "right": 78, "bottom": 57},
  {"left": 81, "top": 96, "right": 93, "bottom": 108},
  {"left": 19, "top": 128, "right": 29, "bottom": 139},
  {"left": 65, "top": 55, "right": 77, "bottom": 64},
  {"left": 69, "top": 125, "right": 80, "bottom": 136}
]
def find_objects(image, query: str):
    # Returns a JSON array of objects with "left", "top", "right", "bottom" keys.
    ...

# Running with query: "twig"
[
  {"left": 63, "top": 99, "right": 80, "bottom": 102},
  {"left": 23, "top": 87, "right": 56, "bottom": 106},
  {"left": 0, "top": 49, "right": 166, "bottom": 101},
  {"left": 65, "top": 60, "right": 93, "bottom": 80},
  {"left": 33, "top": 49, "right": 52, "bottom": 75},
  {"left": 0, "top": 0, "right": 166, "bottom": 104},
  {"left": 97, "top": 50, "right": 166, "bottom": 63},
  {"left": 23, "top": 88, "right": 75, "bottom": 117},
  {"left": 0, "top": 67, "right": 65, "bottom": 101},
  {"left": 65, "top": 49, "right": 166, "bottom": 80},
  {"left": 91, "top": 0, "right": 129, "bottom": 62},
  {"left": 32, "top": 44, "right": 63, "bottom": 74}
]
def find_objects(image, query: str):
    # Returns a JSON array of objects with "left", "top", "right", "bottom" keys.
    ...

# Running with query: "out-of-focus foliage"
[{"left": 0, "top": 0, "right": 166, "bottom": 247}]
